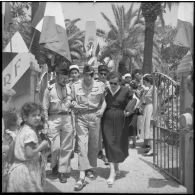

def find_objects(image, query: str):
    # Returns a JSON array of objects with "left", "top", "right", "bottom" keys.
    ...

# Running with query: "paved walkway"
[{"left": 43, "top": 140, "right": 187, "bottom": 193}]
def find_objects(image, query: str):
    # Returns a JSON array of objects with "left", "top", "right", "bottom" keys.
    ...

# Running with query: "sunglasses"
[
  {"left": 100, "top": 73, "right": 107, "bottom": 76},
  {"left": 109, "top": 82, "right": 118, "bottom": 86},
  {"left": 85, "top": 73, "right": 94, "bottom": 77}
]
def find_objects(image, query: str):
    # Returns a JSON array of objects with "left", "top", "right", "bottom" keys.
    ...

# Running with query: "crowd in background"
[{"left": 2, "top": 60, "right": 158, "bottom": 192}]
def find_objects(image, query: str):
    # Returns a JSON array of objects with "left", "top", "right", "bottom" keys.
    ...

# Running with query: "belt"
[
  {"left": 49, "top": 111, "right": 71, "bottom": 116},
  {"left": 77, "top": 108, "right": 98, "bottom": 114}
]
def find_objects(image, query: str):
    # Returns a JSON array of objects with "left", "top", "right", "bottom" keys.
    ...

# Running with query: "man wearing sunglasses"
[
  {"left": 97, "top": 64, "right": 109, "bottom": 164},
  {"left": 71, "top": 65, "right": 106, "bottom": 191}
]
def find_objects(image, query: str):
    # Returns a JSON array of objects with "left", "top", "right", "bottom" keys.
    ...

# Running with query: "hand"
[
  {"left": 96, "top": 110, "right": 104, "bottom": 118},
  {"left": 40, "top": 140, "right": 50, "bottom": 150}
]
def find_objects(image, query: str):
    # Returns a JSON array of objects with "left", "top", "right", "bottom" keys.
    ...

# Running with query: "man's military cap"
[
  {"left": 83, "top": 65, "right": 94, "bottom": 74},
  {"left": 98, "top": 64, "right": 109, "bottom": 73}
]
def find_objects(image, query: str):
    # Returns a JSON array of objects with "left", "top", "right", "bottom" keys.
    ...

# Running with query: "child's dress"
[{"left": 7, "top": 124, "right": 43, "bottom": 192}]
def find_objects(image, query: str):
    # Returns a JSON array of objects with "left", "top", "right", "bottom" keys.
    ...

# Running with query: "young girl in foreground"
[{"left": 7, "top": 102, "right": 50, "bottom": 192}]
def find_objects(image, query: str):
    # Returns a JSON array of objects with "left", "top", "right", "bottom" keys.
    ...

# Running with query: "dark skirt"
[
  {"left": 125, "top": 113, "right": 138, "bottom": 137},
  {"left": 102, "top": 108, "right": 129, "bottom": 163}
]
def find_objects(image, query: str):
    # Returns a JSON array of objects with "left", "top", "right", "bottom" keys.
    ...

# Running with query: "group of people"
[{"left": 2, "top": 60, "right": 157, "bottom": 192}]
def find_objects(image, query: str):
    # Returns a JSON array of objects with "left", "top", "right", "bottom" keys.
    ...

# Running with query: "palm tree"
[
  {"left": 140, "top": 2, "right": 177, "bottom": 74},
  {"left": 65, "top": 19, "right": 85, "bottom": 61},
  {"left": 98, "top": 3, "right": 145, "bottom": 73}
]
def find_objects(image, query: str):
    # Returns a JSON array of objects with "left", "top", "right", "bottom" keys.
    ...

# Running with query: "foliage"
[
  {"left": 65, "top": 19, "right": 85, "bottom": 61},
  {"left": 98, "top": 3, "right": 145, "bottom": 73},
  {"left": 154, "top": 24, "right": 188, "bottom": 77},
  {"left": 2, "top": 2, "right": 32, "bottom": 50},
  {"left": 140, "top": 2, "right": 178, "bottom": 74}
]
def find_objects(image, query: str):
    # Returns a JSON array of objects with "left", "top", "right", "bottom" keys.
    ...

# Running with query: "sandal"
[
  {"left": 85, "top": 170, "right": 96, "bottom": 180},
  {"left": 106, "top": 176, "right": 115, "bottom": 188},
  {"left": 74, "top": 178, "right": 87, "bottom": 191}
]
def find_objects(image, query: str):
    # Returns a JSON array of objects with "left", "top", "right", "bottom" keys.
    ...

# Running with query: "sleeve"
[
  {"left": 42, "top": 88, "right": 50, "bottom": 121},
  {"left": 125, "top": 98, "right": 137, "bottom": 115},
  {"left": 23, "top": 130, "right": 38, "bottom": 145}
]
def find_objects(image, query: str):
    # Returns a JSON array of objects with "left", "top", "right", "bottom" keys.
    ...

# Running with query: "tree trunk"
[{"left": 142, "top": 19, "right": 155, "bottom": 74}]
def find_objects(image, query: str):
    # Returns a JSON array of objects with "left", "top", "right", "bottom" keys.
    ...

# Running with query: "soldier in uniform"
[
  {"left": 42, "top": 63, "right": 73, "bottom": 183},
  {"left": 97, "top": 64, "right": 109, "bottom": 164},
  {"left": 71, "top": 65, "right": 106, "bottom": 191},
  {"left": 68, "top": 65, "right": 80, "bottom": 155}
]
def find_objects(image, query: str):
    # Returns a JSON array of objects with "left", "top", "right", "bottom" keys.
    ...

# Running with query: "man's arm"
[{"left": 42, "top": 88, "right": 50, "bottom": 122}]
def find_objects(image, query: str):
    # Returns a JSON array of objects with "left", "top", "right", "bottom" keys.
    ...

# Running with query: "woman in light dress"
[{"left": 7, "top": 102, "right": 50, "bottom": 192}]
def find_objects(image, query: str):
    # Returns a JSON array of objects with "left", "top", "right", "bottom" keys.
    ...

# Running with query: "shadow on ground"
[
  {"left": 43, "top": 180, "right": 61, "bottom": 192},
  {"left": 94, "top": 167, "right": 129, "bottom": 180},
  {"left": 148, "top": 178, "right": 180, "bottom": 188},
  {"left": 139, "top": 157, "right": 181, "bottom": 188}
]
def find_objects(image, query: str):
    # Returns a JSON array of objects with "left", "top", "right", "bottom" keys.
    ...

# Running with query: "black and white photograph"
[{"left": 2, "top": 1, "right": 193, "bottom": 193}]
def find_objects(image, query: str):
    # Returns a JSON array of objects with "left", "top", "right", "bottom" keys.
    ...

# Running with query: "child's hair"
[
  {"left": 129, "top": 80, "right": 139, "bottom": 90},
  {"left": 20, "top": 102, "right": 43, "bottom": 125},
  {"left": 3, "top": 110, "right": 18, "bottom": 130}
]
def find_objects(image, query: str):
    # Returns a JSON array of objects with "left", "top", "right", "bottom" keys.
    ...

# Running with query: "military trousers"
[
  {"left": 47, "top": 114, "right": 74, "bottom": 173},
  {"left": 75, "top": 112, "right": 100, "bottom": 170}
]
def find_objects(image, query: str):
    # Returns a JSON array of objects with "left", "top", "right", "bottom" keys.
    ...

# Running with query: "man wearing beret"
[
  {"left": 42, "top": 62, "right": 74, "bottom": 183},
  {"left": 71, "top": 65, "right": 106, "bottom": 191}
]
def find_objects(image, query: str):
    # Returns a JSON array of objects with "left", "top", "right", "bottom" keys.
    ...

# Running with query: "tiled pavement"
[{"left": 43, "top": 140, "right": 187, "bottom": 193}]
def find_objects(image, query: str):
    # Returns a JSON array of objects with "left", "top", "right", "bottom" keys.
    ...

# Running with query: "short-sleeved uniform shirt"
[{"left": 71, "top": 79, "right": 105, "bottom": 111}]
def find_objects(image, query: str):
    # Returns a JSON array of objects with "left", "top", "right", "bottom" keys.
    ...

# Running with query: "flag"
[
  {"left": 2, "top": 2, "right": 12, "bottom": 30},
  {"left": 174, "top": 3, "right": 194, "bottom": 56},
  {"left": 31, "top": 2, "right": 71, "bottom": 62},
  {"left": 3, "top": 31, "right": 28, "bottom": 53},
  {"left": 84, "top": 21, "right": 97, "bottom": 57}
]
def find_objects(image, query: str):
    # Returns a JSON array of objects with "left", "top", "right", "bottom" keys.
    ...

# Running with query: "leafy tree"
[
  {"left": 140, "top": 2, "right": 177, "bottom": 74},
  {"left": 98, "top": 4, "right": 145, "bottom": 73}
]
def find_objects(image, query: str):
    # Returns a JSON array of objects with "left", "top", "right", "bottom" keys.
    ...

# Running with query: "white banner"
[
  {"left": 84, "top": 21, "right": 97, "bottom": 57},
  {"left": 3, "top": 53, "right": 31, "bottom": 89}
]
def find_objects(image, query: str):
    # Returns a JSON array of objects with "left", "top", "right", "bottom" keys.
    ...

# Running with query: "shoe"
[
  {"left": 58, "top": 173, "right": 67, "bottom": 183},
  {"left": 104, "top": 158, "right": 109, "bottom": 165},
  {"left": 144, "top": 150, "right": 153, "bottom": 156},
  {"left": 74, "top": 178, "right": 87, "bottom": 191},
  {"left": 85, "top": 169, "right": 96, "bottom": 180},
  {"left": 107, "top": 176, "right": 116, "bottom": 188},
  {"left": 51, "top": 165, "right": 58, "bottom": 178},
  {"left": 144, "top": 148, "right": 151, "bottom": 153},
  {"left": 98, "top": 150, "right": 104, "bottom": 159}
]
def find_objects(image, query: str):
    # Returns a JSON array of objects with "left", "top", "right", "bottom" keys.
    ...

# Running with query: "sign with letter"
[
  {"left": 84, "top": 21, "right": 97, "bottom": 57},
  {"left": 3, "top": 53, "right": 31, "bottom": 89}
]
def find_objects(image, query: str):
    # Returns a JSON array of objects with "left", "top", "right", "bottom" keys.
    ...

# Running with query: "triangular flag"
[
  {"left": 3, "top": 31, "right": 28, "bottom": 53},
  {"left": 31, "top": 2, "right": 71, "bottom": 62},
  {"left": 174, "top": 3, "right": 194, "bottom": 55}
]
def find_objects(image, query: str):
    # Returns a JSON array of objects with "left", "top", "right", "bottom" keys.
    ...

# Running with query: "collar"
[{"left": 108, "top": 85, "right": 121, "bottom": 96}]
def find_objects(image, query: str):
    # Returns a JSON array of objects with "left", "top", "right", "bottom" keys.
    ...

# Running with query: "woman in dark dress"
[{"left": 101, "top": 71, "right": 130, "bottom": 187}]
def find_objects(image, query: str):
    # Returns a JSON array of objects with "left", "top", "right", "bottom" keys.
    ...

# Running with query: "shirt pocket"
[
  {"left": 90, "top": 89, "right": 102, "bottom": 104},
  {"left": 76, "top": 92, "right": 87, "bottom": 104}
]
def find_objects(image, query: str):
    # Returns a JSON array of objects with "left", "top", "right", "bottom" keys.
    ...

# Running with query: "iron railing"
[{"left": 152, "top": 72, "right": 183, "bottom": 184}]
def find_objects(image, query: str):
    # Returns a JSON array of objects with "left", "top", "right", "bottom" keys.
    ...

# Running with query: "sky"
[{"left": 61, "top": 2, "right": 179, "bottom": 31}]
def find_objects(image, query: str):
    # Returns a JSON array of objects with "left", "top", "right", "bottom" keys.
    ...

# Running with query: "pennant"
[
  {"left": 84, "top": 21, "right": 97, "bottom": 57},
  {"left": 174, "top": 3, "right": 193, "bottom": 55},
  {"left": 3, "top": 31, "right": 28, "bottom": 53},
  {"left": 31, "top": 2, "right": 71, "bottom": 62}
]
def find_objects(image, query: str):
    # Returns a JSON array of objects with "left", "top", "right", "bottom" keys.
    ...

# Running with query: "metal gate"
[{"left": 152, "top": 72, "right": 183, "bottom": 184}]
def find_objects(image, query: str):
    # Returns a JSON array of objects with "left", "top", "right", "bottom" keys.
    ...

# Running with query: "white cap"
[
  {"left": 124, "top": 73, "right": 131, "bottom": 78},
  {"left": 69, "top": 65, "right": 79, "bottom": 72}
]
